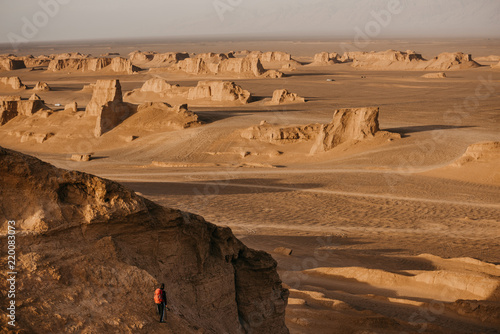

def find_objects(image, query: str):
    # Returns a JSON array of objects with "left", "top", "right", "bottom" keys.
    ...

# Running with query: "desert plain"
[{"left": 0, "top": 39, "right": 499, "bottom": 333}]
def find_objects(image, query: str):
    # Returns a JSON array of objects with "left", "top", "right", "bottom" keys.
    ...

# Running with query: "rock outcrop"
[
  {"left": 452, "top": 142, "right": 500, "bottom": 167},
  {"left": 130, "top": 102, "right": 202, "bottom": 130},
  {"left": 187, "top": 81, "right": 251, "bottom": 103},
  {"left": 64, "top": 102, "right": 78, "bottom": 112},
  {"left": 0, "top": 147, "right": 289, "bottom": 334},
  {"left": 347, "top": 50, "right": 479, "bottom": 70},
  {"left": 241, "top": 121, "right": 321, "bottom": 143},
  {"left": 47, "top": 57, "right": 140, "bottom": 74},
  {"left": 33, "top": 81, "right": 51, "bottom": 91},
  {"left": 422, "top": 72, "right": 447, "bottom": 78},
  {"left": 85, "top": 80, "right": 131, "bottom": 137},
  {"left": 270, "top": 89, "right": 305, "bottom": 105},
  {"left": 29, "top": 94, "right": 41, "bottom": 100},
  {"left": 0, "top": 76, "right": 26, "bottom": 90},
  {"left": 0, "top": 57, "right": 26, "bottom": 71},
  {"left": 0, "top": 98, "right": 46, "bottom": 125},
  {"left": 313, "top": 107, "right": 381, "bottom": 152},
  {"left": 125, "top": 79, "right": 252, "bottom": 105},
  {"left": 313, "top": 52, "right": 341, "bottom": 64},
  {"left": 174, "top": 57, "right": 279, "bottom": 77}
]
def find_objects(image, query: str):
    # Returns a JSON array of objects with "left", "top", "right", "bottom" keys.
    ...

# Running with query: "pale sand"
[{"left": 1, "top": 39, "right": 499, "bottom": 333}]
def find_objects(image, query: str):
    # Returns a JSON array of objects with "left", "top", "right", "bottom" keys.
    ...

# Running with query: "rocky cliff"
[{"left": 0, "top": 147, "right": 289, "bottom": 334}]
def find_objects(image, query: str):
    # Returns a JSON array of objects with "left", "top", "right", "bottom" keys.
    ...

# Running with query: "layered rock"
[
  {"left": 270, "top": 89, "right": 305, "bottom": 105},
  {"left": 85, "top": 80, "right": 131, "bottom": 137},
  {"left": 47, "top": 57, "right": 139, "bottom": 74},
  {"left": 0, "top": 147, "right": 289, "bottom": 334},
  {"left": 313, "top": 107, "right": 381, "bottom": 152},
  {"left": 0, "top": 76, "right": 26, "bottom": 90},
  {"left": 33, "top": 81, "right": 51, "bottom": 91},
  {"left": 188, "top": 81, "right": 251, "bottom": 103}
]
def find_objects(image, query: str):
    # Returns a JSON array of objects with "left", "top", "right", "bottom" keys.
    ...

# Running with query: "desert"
[{"left": 1, "top": 1, "right": 500, "bottom": 333}]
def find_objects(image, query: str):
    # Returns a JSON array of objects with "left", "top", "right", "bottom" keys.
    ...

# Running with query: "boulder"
[
  {"left": 0, "top": 76, "right": 26, "bottom": 90},
  {"left": 33, "top": 81, "right": 51, "bottom": 91},
  {"left": 0, "top": 147, "right": 290, "bottom": 333},
  {"left": 314, "top": 107, "right": 380, "bottom": 151},
  {"left": 271, "top": 89, "right": 305, "bottom": 105}
]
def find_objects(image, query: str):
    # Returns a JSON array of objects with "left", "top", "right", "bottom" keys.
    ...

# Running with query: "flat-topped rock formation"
[
  {"left": 187, "top": 81, "right": 252, "bottom": 103},
  {"left": 0, "top": 147, "right": 289, "bottom": 333},
  {"left": 47, "top": 57, "right": 140, "bottom": 74},
  {"left": 0, "top": 97, "right": 48, "bottom": 125}
]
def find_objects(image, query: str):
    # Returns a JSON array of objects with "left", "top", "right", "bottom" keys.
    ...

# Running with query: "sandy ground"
[{"left": 1, "top": 39, "right": 499, "bottom": 333}]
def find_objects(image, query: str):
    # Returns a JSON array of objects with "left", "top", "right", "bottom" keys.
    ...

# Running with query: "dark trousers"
[{"left": 157, "top": 303, "right": 166, "bottom": 322}]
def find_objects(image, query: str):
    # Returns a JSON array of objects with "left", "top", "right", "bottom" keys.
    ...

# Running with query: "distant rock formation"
[
  {"left": 474, "top": 55, "right": 500, "bottom": 62},
  {"left": 29, "top": 93, "right": 41, "bottom": 100},
  {"left": 492, "top": 61, "right": 500, "bottom": 69},
  {"left": 173, "top": 56, "right": 281, "bottom": 78},
  {"left": 85, "top": 80, "right": 131, "bottom": 137},
  {"left": 422, "top": 72, "right": 447, "bottom": 78},
  {"left": 0, "top": 97, "right": 47, "bottom": 125},
  {"left": 313, "top": 107, "right": 381, "bottom": 152},
  {"left": 0, "top": 76, "right": 26, "bottom": 90},
  {"left": 345, "top": 50, "right": 479, "bottom": 70},
  {"left": 134, "top": 51, "right": 190, "bottom": 67},
  {"left": 424, "top": 52, "right": 480, "bottom": 70},
  {"left": 270, "top": 89, "right": 305, "bottom": 105},
  {"left": 0, "top": 57, "right": 26, "bottom": 71},
  {"left": 33, "top": 81, "right": 51, "bottom": 91},
  {"left": 0, "top": 147, "right": 289, "bottom": 334},
  {"left": 248, "top": 51, "right": 292, "bottom": 62},
  {"left": 133, "top": 102, "right": 202, "bottom": 130},
  {"left": 187, "top": 81, "right": 251, "bottom": 103},
  {"left": 125, "top": 78, "right": 252, "bottom": 105},
  {"left": 47, "top": 57, "right": 140, "bottom": 74},
  {"left": 241, "top": 121, "right": 321, "bottom": 143},
  {"left": 313, "top": 52, "right": 341, "bottom": 64},
  {"left": 242, "top": 107, "right": 395, "bottom": 152}
]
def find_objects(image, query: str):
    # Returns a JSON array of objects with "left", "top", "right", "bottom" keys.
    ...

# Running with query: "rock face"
[
  {"left": 314, "top": 107, "right": 380, "bottom": 152},
  {"left": 85, "top": 80, "right": 131, "bottom": 137},
  {"left": 270, "top": 89, "right": 305, "bottom": 105},
  {"left": 47, "top": 57, "right": 139, "bottom": 74},
  {"left": 64, "top": 102, "right": 78, "bottom": 112},
  {"left": 0, "top": 76, "right": 26, "bottom": 90},
  {"left": 248, "top": 51, "right": 292, "bottom": 62},
  {"left": 188, "top": 81, "right": 251, "bottom": 103},
  {"left": 0, "top": 147, "right": 289, "bottom": 334},
  {"left": 0, "top": 98, "right": 46, "bottom": 125},
  {"left": 33, "top": 81, "right": 51, "bottom": 91}
]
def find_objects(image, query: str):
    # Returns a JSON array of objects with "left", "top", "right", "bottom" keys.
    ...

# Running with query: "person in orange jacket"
[{"left": 154, "top": 283, "right": 167, "bottom": 323}]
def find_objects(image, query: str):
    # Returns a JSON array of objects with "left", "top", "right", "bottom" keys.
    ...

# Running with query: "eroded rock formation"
[
  {"left": 0, "top": 147, "right": 289, "bottom": 334},
  {"left": 270, "top": 89, "right": 305, "bottom": 105},
  {"left": 0, "top": 76, "right": 26, "bottom": 90},
  {"left": 47, "top": 57, "right": 140, "bottom": 74},
  {"left": 188, "top": 81, "right": 251, "bottom": 103}
]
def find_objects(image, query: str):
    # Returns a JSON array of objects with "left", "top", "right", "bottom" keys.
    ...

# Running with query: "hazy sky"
[{"left": 1, "top": 0, "right": 499, "bottom": 45}]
